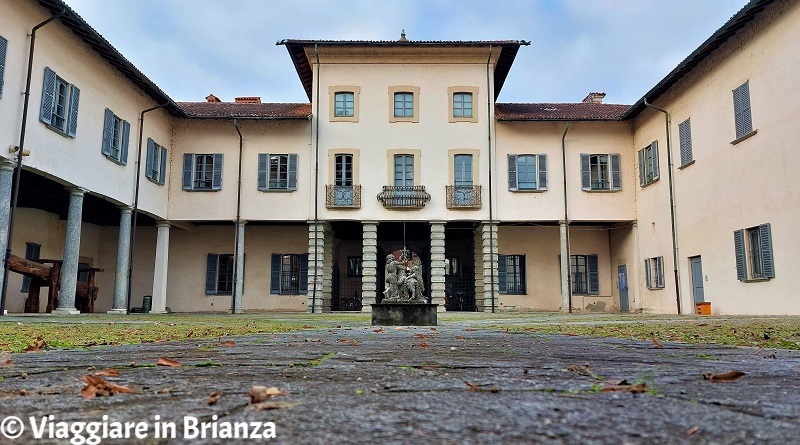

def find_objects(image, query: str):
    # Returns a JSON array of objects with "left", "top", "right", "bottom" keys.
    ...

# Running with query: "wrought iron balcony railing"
[
  {"left": 376, "top": 186, "right": 431, "bottom": 209},
  {"left": 446, "top": 185, "right": 482, "bottom": 209},
  {"left": 326, "top": 185, "right": 361, "bottom": 209}
]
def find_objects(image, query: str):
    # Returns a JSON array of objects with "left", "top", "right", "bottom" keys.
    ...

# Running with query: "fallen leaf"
[
  {"left": 686, "top": 425, "right": 700, "bottom": 436},
  {"left": 413, "top": 333, "right": 429, "bottom": 339},
  {"left": 373, "top": 328, "right": 385, "bottom": 333},
  {"left": 565, "top": 364, "right": 601, "bottom": 380},
  {"left": 302, "top": 325, "right": 314, "bottom": 329},
  {"left": 219, "top": 340, "right": 236, "bottom": 347},
  {"left": 24, "top": 337, "right": 46, "bottom": 352},
  {"left": 156, "top": 358, "right": 181, "bottom": 367},
  {"left": 464, "top": 328, "right": 477, "bottom": 332},
  {"left": 562, "top": 333, "right": 580, "bottom": 337},
  {"left": 651, "top": 335, "right": 664, "bottom": 349},
  {"left": 249, "top": 386, "right": 285, "bottom": 403},
  {"left": 419, "top": 341, "right": 428, "bottom": 348},
  {"left": 186, "top": 331, "right": 194, "bottom": 338},
  {"left": 80, "top": 375, "right": 132, "bottom": 399},
  {"left": 454, "top": 335, "right": 466, "bottom": 340},
  {"left": 95, "top": 368, "right": 120, "bottom": 377},
  {"left": 0, "top": 353, "right": 13, "bottom": 367},
  {"left": 252, "top": 402, "right": 297, "bottom": 411},
  {"left": 601, "top": 383, "right": 647, "bottom": 393},
  {"left": 464, "top": 381, "right": 481, "bottom": 392},
  {"left": 208, "top": 391, "right": 221, "bottom": 405},
  {"left": 430, "top": 328, "right": 438, "bottom": 332},
  {"left": 337, "top": 339, "right": 361, "bottom": 345},
  {"left": 755, "top": 346, "right": 764, "bottom": 356},
  {"left": 702, "top": 371, "right": 746, "bottom": 382}
]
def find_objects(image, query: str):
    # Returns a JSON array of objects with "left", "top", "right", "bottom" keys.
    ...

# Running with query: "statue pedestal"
[{"left": 371, "top": 303, "right": 438, "bottom": 326}]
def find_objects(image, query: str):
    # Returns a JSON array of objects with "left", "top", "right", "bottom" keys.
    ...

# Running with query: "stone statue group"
[{"left": 383, "top": 252, "right": 426, "bottom": 303}]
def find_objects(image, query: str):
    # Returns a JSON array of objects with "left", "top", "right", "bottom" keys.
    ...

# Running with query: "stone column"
[
  {"left": 0, "top": 160, "right": 15, "bottom": 306},
  {"left": 429, "top": 221, "right": 446, "bottom": 311},
  {"left": 473, "top": 228, "right": 485, "bottom": 311},
  {"left": 54, "top": 188, "right": 85, "bottom": 315},
  {"left": 150, "top": 222, "right": 170, "bottom": 314},
  {"left": 232, "top": 220, "right": 246, "bottom": 314},
  {"left": 559, "top": 220, "right": 571, "bottom": 312},
  {"left": 108, "top": 207, "right": 132, "bottom": 314},
  {"left": 361, "top": 221, "right": 379, "bottom": 311},
  {"left": 307, "top": 221, "right": 332, "bottom": 313},
  {"left": 481, "top": 221, "right": 498, "bottom": 313}
]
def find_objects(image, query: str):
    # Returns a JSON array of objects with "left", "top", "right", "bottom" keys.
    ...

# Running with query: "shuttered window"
[
  {"left": 40, "top": 67, "right": 80, "bottom": 137},
  {"left": 145, "top": 138, "right": 167, "bottom": 185},
  {"left": 182, "top": 153, "right": 223, "bottom": 191},
  {"left": 0, "top": 35, "right": 7, "bottom": 99},
  {"left": 637, "top": 141, "right": 660, "bottom": 186},
  {"left": 205, "top": 253, "right": 234, "bottom": 295},
  {"left": 497, "top": 254, "right": 526, "bottom": 295},
  {"left": 258, "top": 153, "right": 297, "bottom": 191},
  {"left": 100, "top": 109, "right": 130, "bottom": 165},
  {"left": 270, "top": 253, "right": 309, "bottom": 295},
  {"left": 734, "top": 224, "right": 775, "bottom": 281},
  {"left": 645, "top": 256, "right": 665, "bottom": 289},
  {"left": 678, "top": 118, "right": 693, "bottom": 166},
  {"left": 507, "top": 154, "right": 547, "bottom": 191},
  {"left": 581, "top": 154, "right": 620, "bottom": 191},
  {"left": 571, "top": 254, "right": 599, "bottom": 295},
  {"left": 733, "top": 80, "right": 753, "bottom": 139}
]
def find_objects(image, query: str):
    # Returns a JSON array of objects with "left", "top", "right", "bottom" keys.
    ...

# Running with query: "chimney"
[
  {"left": 399, "top": 29, "right": 408, "bottom": 42},
  {"left": 582, "top": 92, "right": 606, "bottom": 104},
  {"left": 234, "top": 96, "right": 262, "bottom": 104},
  {"left": 205, "top": 94, "right": 221, "bottom": 103}
]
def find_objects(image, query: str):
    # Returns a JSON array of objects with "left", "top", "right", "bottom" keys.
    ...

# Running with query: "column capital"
[
  {"left": 235, "top": 219, "right": 247, "bottom": 226},
  {"left": 156, "top": 221, "right": 171, "bottom": 228},
  {"left": 119, "top": 206, "right": 133, "bottom": 214},
  {"left": 67, "top": 187, "right": 88, "bottom": 197},
  {"left": 429, "top": 220, "right": 446, "bottom": 226},
  {"left": 362, "top": 220, "right": 380, "bottom": 226}
]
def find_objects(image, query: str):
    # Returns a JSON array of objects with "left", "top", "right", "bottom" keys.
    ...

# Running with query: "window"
[
  {"left": 335, "top": 154, "right": 353, "bottom": 187},
  {"left": 347, "top": 256, "right": 363, "bottom": 277},
  {"left": 448, "top": 86, "right": 478, "bottom": 123},
  {"left": 270, "top": 253, "right": 309, "bottom": 295},
  {"left": 205, "top": 254, "right": 234, "bottom": 295},
  {"left": 334, "top": 92, "right": 354, "bottom": 117},
  {"left": 498, "top": 254, "right": 526, "bottom": 294},
  {"left": 145, "top": 138, "right": 167, "bottom": 185},
  {"left": 454, "top": 154, "right": 472, "bottom": 187},
  {"left": 734, "top": 224, "right": 774, "bottom": 281},
  {"left": 329, "top": 86, "right": 360, "bottom": 122},
  {"left": 388, "top": 85, "right": 419, "bottom": 122},
  {"left": 77, "top": 262, "right": 91, "bottom": 284},
  {"left": 453, "top": 93, "right": 472, "bottom": 118},
  {"left": 445, "top": 257, "right": 460, "bottom": 276},
  {"left": 394, "top": 154, "right": 414, "bottom": 186},
  {"left": 732, "top": 80, "right": 753, "bottom": 140},
  {"left": 638, "top": 141, "right": 660, "bottom": 186},
  {"left": 571, "top": 254, "right": 599, "bottom": 295},
  {"left": 20, "top": 242, "right": 41, "bottom": 293},
  {"left": 258, "top": 153, "right": 297, "bottom": 191},
  {"left": 101, "top": 109, "right": 130, "bottom": 164},
  {"left": 182, "top": 153, "right": 223, "bottom": 191},
  {"left": 644, "top": 256, "right": 665, "bottom": 289},
  {"left": 40, "top": 67, "right": 80, "bottom": 137},
  {"left": 508, "top": 154, "right": 547, "bottom": 191},
  {"left": 394, "top": 92, "right": 413, "bottom": 117},
  {"left": 678, "top": 118, "right": 693, "bottom": 167},
  {"left": 0, "top": 35, "right": 7, "bottom": 99},
  {"left": 581, "top": 153, "right": 621, "bottom": 191}
]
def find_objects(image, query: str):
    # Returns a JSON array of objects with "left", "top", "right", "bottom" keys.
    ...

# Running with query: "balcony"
[
  {"left": 377, "top": 186, "right": 431, "bottom": 209},
  {"left": 326, "top": 185, "right": 361, "bottom": 209},
  {"left": 446, "top": 185, "right": 482, "bottom": 209}
]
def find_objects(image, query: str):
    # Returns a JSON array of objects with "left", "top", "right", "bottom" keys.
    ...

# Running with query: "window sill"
[
  {"left": 330, "top": 116, "right": 358, "bottom": 123},
  {"left": 678, "top": 160, "right": 695, "bottom": 170},
  {"left": 389, "top": 118, "right": 418, "bottom": 123},
  {"left": 44, "top": 124, "right": 72, "bottom": 138},
  {"left": 646, "top": 286, "right": 665, "bottom": 290},
  {"left": 640, "top": 178, "right": 660, "bottom": 189},
  {"left": 185, "top": 188, "right": 220, "bottom": 192},
  {"left": 103, "top": 154, "right": 126, "bottom": 166},
  {"left": 731, "top": 129, "right": 758, "bottom": 145},
  {"left": 258, "top": 189, "right": 295, "bottom": 193},
  {"left": 583, "top": 189, "right": 620, "bottom": 193},
  {"left": 146, "top": 177, "right": 164, "bottom": 186},
  {"left": 449, "top": 117, "right": 478, "bottom": 123},
  {"left": 743, "top": 277, "right": 770, "bottom": 283},
  {"left": 510, "top": 189, "right": 546, "bottom": 193}
]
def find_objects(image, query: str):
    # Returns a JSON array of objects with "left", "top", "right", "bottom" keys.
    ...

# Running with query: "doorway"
[
  {"left": 617, "top": 265, "right": 629, "bottom": 311},
  {"left": 690, "top": 256, "right": 704, "bottom": 303}
]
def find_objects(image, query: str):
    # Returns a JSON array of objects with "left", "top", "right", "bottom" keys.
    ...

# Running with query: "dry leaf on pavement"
[
  {"left": 0, "top": 353, "right": 13, "bottom": 367},
  {"left": 219, "top": 340, "right": 236, "bottom": 347},
  {"left": 249, "top": 386, "right": 285, "bottom": 403},
  {"left": 156, "top": 358, "right": 181, "bottom": 367},
  {"left": 651, "top": 335, "right": 664, "bottom": 349},
  {"left": 208, "top": 391, "right": 221, "bottom": 405},
  {"left": 80, "top": 374, "right": 132, "bottom": 399},
  {"left": 702, "top": 370, "right": 746, "bottom": 382},
  {"left": 24, "top": 338, "right": 46, "bottom": 352}
]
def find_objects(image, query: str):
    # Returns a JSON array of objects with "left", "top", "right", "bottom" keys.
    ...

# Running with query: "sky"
[{"left": 63, "top": 0, "right": 750, "bottom": 105}]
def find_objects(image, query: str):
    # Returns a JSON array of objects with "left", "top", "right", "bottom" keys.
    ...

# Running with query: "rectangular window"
[
  {"left": 258, "top": 153, "right": 297, "bottom": 191},
  {"left": 334, "top": 92, "right": 354, "bottom": 117},
  {"left": 508, "top": 154, "right": 547, "bottom": 191},
  {"left": 453, "top": 92, "right": 473, "bottom": 118},
  {"left": 394, "top": 154, "right": 414, "bottom": 186},
  {"left": 733, "top": 80, "right": 753, "bottom": 139},
  {"left": 269, "top": 154, "right": 289, "bottom": 189},
  {"left": 498, "top": 254, "right": 526, "bottom": 294},
  {"left": 581, "top": 153, "right": 621, "bottom": 191},
  {"left": 454, "top": 154, "right": 472, "bottom": 187},
  {"left": 571, "top": 254, "right": 599, "bottom": 295},
  {"left": 394, "top": 92, "right": 414, "bottom": 118},
  {"left": 77, "top": 262, "right": 90, "bottom": 284},
  {"left": 734, "top": 224, "right": 774, "bottom": 281},
  {"left": 39, "top": 67, "right": 80, "bottom": 137},
  {"left": 644, "top": 256, "right": 665, "bottom": 289},
  {"left": 101, "top": 109, "right": 130, "bottom": 165},
  {"left": 0, "top": 35, "right": 8, "bottom": 99},
  {"left": 182, "top": 153, "right": 223, "bottom": 191},
  {"left": 20, "top": 242, "right": 41, "bottom": 293},
  {"left": 335, "top": 154, "right": 353, "bottom": 187},
  {"left": 347, "top": 256, "right": 363, "bottom": 277},
  {"left": 270, "top": 253, "right": 309, "bottom": 295},
  {"left": 445, "top": 257, "right": 460, "bottom": 276},
  {"left": 638, "top": 141, "right": 660, "bottom": 186},
  {"left": 678, "top": 118, "right": 693, "bottom": 167},
  {"left": 205, "top": 253, "right": 233, "bottom": 295},
  {"left": 145, "top": 138, "right": 167, "bottom": 185}
]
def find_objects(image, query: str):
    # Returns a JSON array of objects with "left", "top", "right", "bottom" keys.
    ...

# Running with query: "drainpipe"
[
  {"left": 561, "top": 122, "right": 573, "bottom": 313},
  {"left": 126, "top": 102, "right": 170, "bottom": 313},
  {"left": 643, "top": 98, "right": 681, "bottom": 314},
  {"left": 1, "top": 8, "right": 66, "bottom": 316},
  {"left": 230, "top": 119, "right": 244, "bottom": 314},
  {"left": 310, "top": 44, "right": 321, "bottom": 314},
  {"left": 486, "top": 45, "right": 496, "bottom": 313}
]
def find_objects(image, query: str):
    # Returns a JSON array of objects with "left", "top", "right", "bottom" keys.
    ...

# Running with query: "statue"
[{"left": 382, "top": 250, "right": 426, "bottom": 303}]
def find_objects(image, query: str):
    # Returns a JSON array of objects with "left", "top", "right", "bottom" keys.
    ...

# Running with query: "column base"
[
  {"left": 106, "top": 309, "right": 128, "bottom": 315},
  {"left": 228, "top": 309, "right": 245, "bottom": 314},
  {"left": 52, "top": 308, "right": 80, "bottom": 315}
]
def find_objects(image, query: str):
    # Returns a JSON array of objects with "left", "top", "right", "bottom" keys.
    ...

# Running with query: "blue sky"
[{"left": 63, "top": 0, "right": 749, "bottom": 104}]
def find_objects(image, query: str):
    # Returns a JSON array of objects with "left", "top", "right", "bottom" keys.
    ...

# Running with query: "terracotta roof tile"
[
  {"left": 177, "top": 102, "right": 312, "bottom": 119},
  {"left": 495, "top": 103, "right": 630, "bottom": 121}
]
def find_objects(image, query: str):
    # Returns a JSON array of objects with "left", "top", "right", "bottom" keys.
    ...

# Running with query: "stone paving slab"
[{"left": 0, "top": 321, "right": 799, "bottom": 444}]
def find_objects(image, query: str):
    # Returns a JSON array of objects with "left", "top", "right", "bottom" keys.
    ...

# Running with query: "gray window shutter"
[
  {"left": 644, "top": 258, "right": 652, "bottom": 288},
  {"left": 205, "top": 254, "right": 218, "bottom": 295},
  {"left": 733, "top": 81, "right": 753, "bottom": 138},
  {"left": 0, "top": 36, "right": 7, "bottom": 98},
  {"left": 588, "top": 254, "right": 599, "bottom": 295},
  {"left": 257, "top": 153, "right": 268, "bottom": 190},
  {"left": 21, "top": 243, "right": 40, "bottom": 293},
  {"left": 145, "top": 139, "right": 155, "bottom": 180},
  {"left": 733, "top": 229, "right": 746, "bottom": 281},
  {"left": 212, "top": 153, "right": 223, "bottom": 190},
  {"left": 182, "top": 154, "right": 193, "bottom": 190},
  {"left": 610, "top": 154, "right": 622, "bottom": 190},
  {"left": 519, "top": 255, "right": 527, "bottom": 294},
  {"left": 651, "top": 141, "right": 660, "bottom": 180},
  {"left": 580, "top": 154, "right": 590, "bottom": 190},
  {"left": 299, "top": 253, "right": 309, "bottom": 294},
  {"left": 638, "top": 148, "right": 645, "bottom": 186},
  {"left": 159, "top": 147, "right": 167, "bottom": 185},
  {"left": 507, "top": 154, "right": 518, "bottom": 190},
  {"left": 656, "top": 256, "right": 664, "bottom": 287},
  {"left": 67, "top": 85, "right": 80, "bottom": 137},
  {"left": 497, "top": 254, "right": 507, "bottom": 293},
  {"left": 120, "top": 120, "right": 130, "bottom": 165},
  {"left": 270, "top": 254, "right": 281, "bottom": 294},
  {"left": 288, "top": 154, "right": 298, "bottom": 191},
  {"left": 679, "top": 118, "right": 692, "bottom": 165},
  {"left": 40, "top": 67, "right": 56, "bottom": 124},
  {"left": 759, "top": 223, "right": 774, "bottom": 278},
  {"left": 538, "top": 154, "right": 547, "bottom": 191},
  {"left": 101, "top": 109, "right": 113, "bottom": 156}
]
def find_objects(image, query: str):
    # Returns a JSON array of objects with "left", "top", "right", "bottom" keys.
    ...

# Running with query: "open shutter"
[
  {"left": 101, "top": 109, "right": 113, "bottom": 156},
  {"left": 651, "top": 141, "right": 660, "bottom": 181},
  {"left": 40, "top": 67, "right": 56, "bottom": 124},
  {"left": 288, "top": 154, "right": 298, "bottom": 191},
  {"left": 159, "top": 147, "right": 167, "bottom": 185},
  {"left": 507, "top": 154, "right": 518, "bottom": 190},
  {"left": 212, "top": 153, "right": 223, "bottom": 190},
  {"left": 580, "top": 154, "right": 590, "bottom": 190},
  {"left": 638, "top": 149, "right": 645, "bottom": 186},
  {"left": 119, "top": 120, "right": 130, "bottom": 164},
  {"left": 182, "top": 154, "right": 193, "bottom": 190},
  {"left": 497, "top": 254, "right": 507, "bottom": 293},
  {"left": 588, "top": 254, "right": 599, "bottom": 295},
  {"left": 67, "top": 85, "right": 80, "bottom": 137},
  {"left": 299, "top": 254, "right": 309, "bottom": 294},
  {"left": 257, "top": 154, "right": 268, "bottom": 190},
  {"left": 679, "top": 119, "right": 692, "bottom": 165},
  {"left": 644, "top": 258, "right": 652, "bottom": 288},
  {"left": 270, "top": 254, "right": 281, "bottom": 294},
  {"left": 205, "top": 254, "right": 218, "bottom": 295},
  {"left": 610, "top": 154, "right": 622, "bottom": 190},
  {"left": 656, "top": 256, "right": 664, "bottom": 287},
  {"left": 145, "top": 139, "right": 155, "bottom": 180},
  {"left": 0, "top": 36, "right": 7, "bottom": 98},
  {"left": 538, "top": 154, "right": 547, "bottom": 191},
  {"left": 733, "top": 230, "right": 746, "bottom": 281},
  {"left": 759, "top": 223, "right": 774, "bottom": 278},
  {"left": 519, "top": 255, "right": 527, "bottom": 294},
  {"left": 740, "top": 82, "right": 752, "bottom": 135}
]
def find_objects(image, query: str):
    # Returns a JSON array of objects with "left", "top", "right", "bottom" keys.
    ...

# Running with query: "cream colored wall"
[
  {"left": 608, "top": 224, "right": 639, "bottom": 311},
  {"left": 1, "top": 1, "right": 172, "bottom": 218},
  {"left": 632, "top": 0, "right": 800, "bottom": 315}
]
